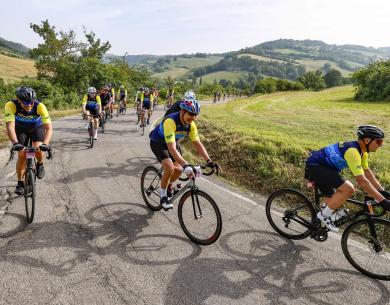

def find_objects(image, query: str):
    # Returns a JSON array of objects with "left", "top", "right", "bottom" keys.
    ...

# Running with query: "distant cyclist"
[
  {"left": 149, "top": 98, "right": 220, "bottom": 210},
  {"left": 100, "top": 85, "right": 112, "bottom": 118},
  {"left": 166, "top": 87, "right": 175, "bottom": 108},
  {"left": 4, "top": 86, "right": 53, "bottom": 194},
  {"left": 106, "top": 83, "right": 115, "bottom": 118},
  {"left": 305, "top": 125, "right": 390, "bottom": 232},
  {"left": 140, "top": 87, "right": 153, "bottom": 126},
  {"left": 117, "top": 85, "right": 127, "bottom": 111},
  {"left": 82, "top": 87, "right": 102, "bottom": 140}
]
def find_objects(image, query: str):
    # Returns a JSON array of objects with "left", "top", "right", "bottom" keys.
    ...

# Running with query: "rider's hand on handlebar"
[
  {"left": 183, "top": 164, "right": 194, "bottom": 178},
  {"left": 12, "top": 143, "right": 24, "bottom": 151},
  {"left": 206, "top": 159, "right": 222, "bottom": 175},
  {"left": 39, "top": 143, "right": 49, "bottom": 152},
  {"left": 379, "top": 190, "right": 390, "bottom": 199},
  {"left": 379, "top": 198, "right": 390, "bottom": 211}
]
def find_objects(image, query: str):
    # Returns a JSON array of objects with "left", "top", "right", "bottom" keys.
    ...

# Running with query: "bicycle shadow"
[
  {"left": 0, "top": 202, "right": 201, "bottom": 276},
  {"left": 163, "top": 230, "right": 389, "bottom": 305}
]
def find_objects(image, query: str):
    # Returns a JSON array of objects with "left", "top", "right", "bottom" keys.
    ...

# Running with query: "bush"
[{"left": 352, "top": 59, "right": 390, "bottom": 101}]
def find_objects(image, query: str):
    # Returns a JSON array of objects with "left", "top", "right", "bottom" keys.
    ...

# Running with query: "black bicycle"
[
  {"left": 85, "top": 114, "right": 100, "bottom": 148},
  {"left": 100, "top": 110, "right": 106, "bottom": 133},
  {"left": 266, "top": 183, "right": 390, "bottom": 280},
  {"left": 9, "top": 141, "right": 52, "bottom": 223},
  {"left": 141, "top": 165, "right": 222, "bottom": 245}
]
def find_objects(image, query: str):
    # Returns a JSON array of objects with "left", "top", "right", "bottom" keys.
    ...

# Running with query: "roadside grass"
[
  {"left": 296, "top": 59, "right": 352, "bottom": 76},
  {"left": 0, "top": 53, "right": 36, "bottom": 83},
  {"left": 0, "top": 109, "right": 80, "bottom": 148},
  {"left": 238, "top": 53, "right": 289, "bottom": 64},
  {"left": 196, "top": 85, "right": 390, "bottom": 195}
]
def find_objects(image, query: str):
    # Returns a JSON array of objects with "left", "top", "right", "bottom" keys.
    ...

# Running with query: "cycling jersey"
[
  {"left": 99, "top": 92, "right": 111, "bottom": 105},
  {"left": 117, "top": 89, "right": 127, "bottom": 100},
  {"left": 149, "top": 112, "right": 199, "bottom": 144},
  {"left": 82, "top": 94, "right": 102, "bottom": 105},
  {"left": 4, "top": 100, "right": 51, "bottom": 127},
  {"left": 306, "top": 141, "right": 369, "bottom": 176}
]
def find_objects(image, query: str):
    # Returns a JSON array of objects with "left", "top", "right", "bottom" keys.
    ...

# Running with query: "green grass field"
[
  {"left": 0, "top": 53, "right": 36, "bottom": 83},
  {"left": 201, "top": 71, "right": 247, "bottom": 83},
  {"left": 238, "top": 53, "right": 288, "bottom": 64},
  {"left": 197, "top": 86, "right": 390, "bottom": 194},
  {"left": 296, "top": 59, "right": 352, "bottom": 76},
  {"left": 153, "top": 55, "right": 223, "bottom": 79}
]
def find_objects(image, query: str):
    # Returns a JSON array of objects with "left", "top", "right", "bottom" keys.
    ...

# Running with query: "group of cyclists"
[
  {"left": 82, "top": 83, "right": 128, "bottom": 140},
  {"left": 3, "top": 83, "right": 390, "bottom": 230}
]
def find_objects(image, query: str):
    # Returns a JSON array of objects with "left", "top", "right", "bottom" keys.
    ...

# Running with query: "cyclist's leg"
[
  {"left": 168, "top": 143, "right": 184, "bottom": 183},
  {"left": 15, "top": 125, "right": 28, "bottom": 182}
]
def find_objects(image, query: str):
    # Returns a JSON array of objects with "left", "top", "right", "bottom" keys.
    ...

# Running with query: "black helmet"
[
  {"left": 357, "top": 125, "right": 385, "bottom": 139},
  {"left": 16, "top": 86, "right": 36, "bottom": 105}
]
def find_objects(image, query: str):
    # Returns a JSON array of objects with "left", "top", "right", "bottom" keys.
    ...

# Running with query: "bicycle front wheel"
[
  {"left": 341, "top": 218, "right": 390, "bottom": 280},
  {"left": 141, "top": 166, "right": 162, "bottom": 211},
  {"left": 266, "top": 189, "right": 315, "bottom": 240},
  {"left": 178, "top": 190, "right": 222, "bottom": 245},
  {"left": 24, "top": 168, "right": 36, "bottom": 223}
]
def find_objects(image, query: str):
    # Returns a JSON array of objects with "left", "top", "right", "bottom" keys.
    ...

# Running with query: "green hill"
[{"left": 0, "top": 37, "right": 30, "bottom": 57}]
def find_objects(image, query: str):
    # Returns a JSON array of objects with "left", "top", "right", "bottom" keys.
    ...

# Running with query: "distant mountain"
[{"left": 0, "top": 37, "right": 30, "bottom": 56}]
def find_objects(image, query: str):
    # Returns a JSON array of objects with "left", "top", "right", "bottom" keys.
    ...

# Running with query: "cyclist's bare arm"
[
  {"left": 167, "top": 142, "right": 186, "bottom": 166},
  {"left": 364, "top": 169, "right": 382, "bottom": 190},
  {"left": 6, "top": 121, "right": 18, "bottom": 144},
  {"left": 42, "top": 123, "right": 53, "bottom": 144},
  {"left": 355, "top": 174, "right": 384, "bottom": 202},
  {"left": 192, "top": 140, "right": 210, "bottom": 162}
]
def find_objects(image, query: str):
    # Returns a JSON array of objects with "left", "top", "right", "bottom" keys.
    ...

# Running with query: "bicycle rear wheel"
[
  {"left": 341, "top": 218, "right": 390, "bottom": 280},
  {"left": 266, "top": 188, "right": 315, "bottom": 239},
  {"left": 141, "top": 166, "right": 162, "bottom": 211},
  {"left": 178, "top": 190, "right": 222, "bottom": 245},
  {"left": 24, "top": 168, "right": 36, "bottom": 223},
  {"left": 88, "top": 123, "right": 94, "bottom": 148}
]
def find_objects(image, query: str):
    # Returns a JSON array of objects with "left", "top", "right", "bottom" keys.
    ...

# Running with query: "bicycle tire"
[
  {"left": 101, "top": 118, "right": 105, "bottom": 133},
  {"left": 141, "top": 166, "right": 163, "bottom": 211},
  {"left": 88, "top": 123, "right": 94, "bottom": 148},
  {"left": 266, "top": 188, "right": 315, "bottom": 240},
  {"left": 24, "top": 168, "right": 36, "bottom": 223},
  {"left": 341, "top": 218, "right": 390, "bottom": 280},
  {"left": 178, "top": 190, "right": 222, "bottom": 245}
]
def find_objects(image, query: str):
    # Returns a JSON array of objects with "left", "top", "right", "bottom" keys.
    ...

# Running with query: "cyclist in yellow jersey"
[
  {"left": 149, "top": 98, "right": 221, "bottom": 210},
  {"left": 82, "top": 87, "right": 101, "bottom": 140},
  {"left": 4, "top": 86, "right": 53, "bottom": 194},
  {"left": 140, "top": 87, "right": 154, "bottom": 126},
  {"left": 305, "top": 125, "right": 390, "bottom": 231}
]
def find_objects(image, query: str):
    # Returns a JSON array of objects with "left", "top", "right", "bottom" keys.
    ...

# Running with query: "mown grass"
[
  {"left": 201, "top": 71, "right": 248, "bottom": 83},
  {"left": 0, "top": 54, "right": 36, "bottom": 83},
  {"left": 196, "top": 85, "right": 390, "bottom": 195}
]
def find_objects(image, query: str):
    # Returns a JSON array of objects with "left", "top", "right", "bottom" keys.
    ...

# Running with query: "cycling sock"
[
  {"left": 321, "top": 206, "right": 334, "bottom": 218},
  {"left": 160, "top": 189, "right": 167, "bottom": 198},
  {"left": 94, "top": 130, "right": 98, "bottom": 137}
]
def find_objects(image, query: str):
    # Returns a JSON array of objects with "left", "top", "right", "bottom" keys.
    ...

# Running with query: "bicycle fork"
[{"left": 191, "top": 189, "right": 203, "bottom": 219}]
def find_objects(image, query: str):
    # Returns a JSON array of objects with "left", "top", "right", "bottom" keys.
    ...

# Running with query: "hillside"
[
  {"left": 0, "top": 37, "right": 30, "bottom": 57},
  {"left": 0, "top": 53, "right": 36, "bottom": 83},
  {"left": 126, "top": 39, "right": 390, "bottom": 83}
]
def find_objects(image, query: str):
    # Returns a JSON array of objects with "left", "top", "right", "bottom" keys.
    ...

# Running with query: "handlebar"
[{"left": 9, "top": 145, "right": 53, "bottom": 162}]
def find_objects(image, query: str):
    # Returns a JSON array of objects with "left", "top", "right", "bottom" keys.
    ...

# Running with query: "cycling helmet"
[
  {"left": 87, "top": 87, "right": 97, "bottom": 94},
  {"left": 119, "top": 85, "right": 125, "bottom": 89},
  {"left": 180, "top": 98, "right": 200, "bottom": 115},
  {"left": 105, "top": 83, "right": 112, "bottom": 89},
  {"left": 16, "top": 86, "right": 36, "bottom": 105},
  {"left": 184, "top": 90, "right": 196, "bottom": 100},
  {"left": 143, "top": 87, "right": 150, "bottom": 94},
  {"left": 357, "top": 125, "right": 384, "bottom": 139}
]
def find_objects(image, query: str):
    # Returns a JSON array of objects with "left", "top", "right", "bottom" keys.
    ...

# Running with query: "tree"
[
  {"left": 324, "top": 69, "right": 342, "bottom": 88},
  {"left": 298, "top": 70, "right": 326, "bottom": 91},
  {"left": 322, "top": 63, "right": 331, "bottom": 74}
]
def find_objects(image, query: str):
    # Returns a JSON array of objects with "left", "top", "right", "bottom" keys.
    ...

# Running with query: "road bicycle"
[
  {"left": 85, "top": 114, "right": 100, "bottom": 148},
  {"left": 100, "top": 110, "right": 106, "bottom": 133},
  {"left": 116, "top": 100, "right": 126, "bottom": 116},
  {"left": 9, "top": 140, "right": 52, "bottom": 223},
  {"left": 266, "top": 182, "right": 390, "bottom": 280},
  {"left": 140, "top": 164, "right": 222, "bottom": 245},
  {"left": 164, "top": 96, "right": 173, "bottom": 111}
]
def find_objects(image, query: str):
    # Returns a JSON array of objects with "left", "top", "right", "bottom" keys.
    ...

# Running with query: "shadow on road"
[{"left": 163, "top": 230, "right": 389, "bottom": 305}]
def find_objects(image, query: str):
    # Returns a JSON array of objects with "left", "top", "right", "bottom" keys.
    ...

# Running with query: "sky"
[{"left": 1, "top": 0, "right": 390, "bottom": 55}]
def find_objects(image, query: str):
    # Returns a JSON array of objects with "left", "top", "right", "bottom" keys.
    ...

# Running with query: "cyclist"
[
  {"left": 164, "top": 90, "right": 196, "bottom": 117},
  {"left": 140, "top": 87, "right": 153, "bottom": 126},
  {"left": 149, "top": 98, "right": 221, "bottom": 210},
  {"left": 82, "top": 87, "right": 102, "bottom": 140},
  {"left": 166, "top": 87, "right": 175, "bottom": 108},
  {"left": 100, "top": 85, "right": 112, "bottom": 119},
  {"left": 305, "top": 125, "right": 390, "bottom": 232},
  {"left": 151, "top": 88, "right": 159, "bottom": 109},
  {"left": 4, "top": 86, "right": 52, "bottom": 194},
  {"left": 106, "top": 83, "right": 115, "bottom": 118},
  {"left": 117, "top": 85, "right": 127, "bottom": 113}
]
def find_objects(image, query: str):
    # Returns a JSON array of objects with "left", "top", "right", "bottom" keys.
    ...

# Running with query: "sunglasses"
[
  {"left": 187, "top": 112, "right": 197, "bottom": 117},
  {"left": 376, "top": 139, "right": 384, "bottom": 145}
]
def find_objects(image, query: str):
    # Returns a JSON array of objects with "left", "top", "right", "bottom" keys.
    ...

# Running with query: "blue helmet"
[
  {"left": 16, "top": 86, "right": 36, "bottom": 105},
  {"left": 180, "top": 98, "right": 200, "bottom": 115}
]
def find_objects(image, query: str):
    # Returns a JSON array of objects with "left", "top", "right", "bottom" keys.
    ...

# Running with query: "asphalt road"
[{"left": 0, "top": 107, "right": 389, "bottom": 305}]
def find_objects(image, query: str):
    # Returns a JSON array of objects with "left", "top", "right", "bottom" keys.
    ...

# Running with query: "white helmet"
[
  {"left": 184, "top": 90, "right": 196, "bottom": 100},
  {"left": 87, "top": 87, "right": 97, "bottom": 94}
]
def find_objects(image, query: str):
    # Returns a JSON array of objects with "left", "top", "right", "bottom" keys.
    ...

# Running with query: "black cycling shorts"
[
  {"left": 143, "top": 101, "right": 151, "bottom": 110},
  {"left": 16, "top": 124, "right": 45, "bottom": 146},
  {"left": 305, "top": 164, "right": 346, "bottom": 197},
  {"left": 150, "top": 140, "right": 182, "bottom": 162}
]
